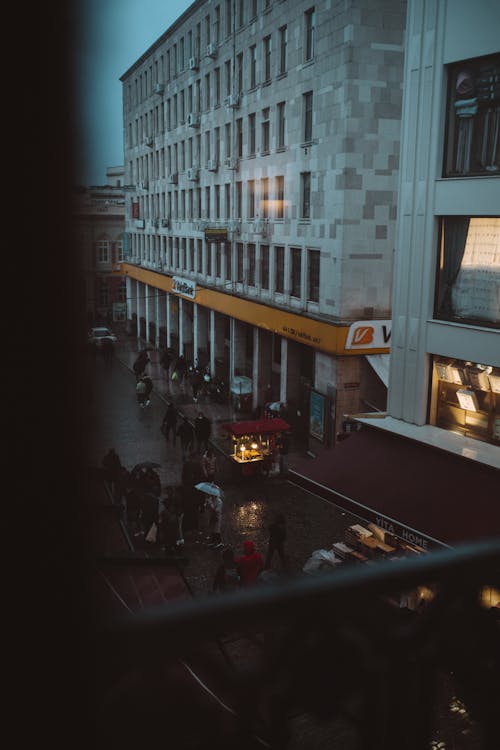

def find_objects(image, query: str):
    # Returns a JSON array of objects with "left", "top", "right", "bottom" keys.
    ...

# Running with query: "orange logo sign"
[{"left": 352, "top": 326, "right": 374, "bottom": 345}]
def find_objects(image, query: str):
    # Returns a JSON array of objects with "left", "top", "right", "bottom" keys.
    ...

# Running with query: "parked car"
[{"left": 88, "top": 326, "right": 118, "bottom": 347}]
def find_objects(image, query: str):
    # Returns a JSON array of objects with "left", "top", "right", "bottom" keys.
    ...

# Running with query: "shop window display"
[
  {"left": 431, "top": 356, "right": 500, "bottom": 445},
  {"left": 435, "top": 216, "right": 500, "bottom": 327}
]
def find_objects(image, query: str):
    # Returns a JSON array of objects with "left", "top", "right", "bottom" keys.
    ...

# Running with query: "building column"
[
  {"left": 281, "top": 337, "right": 301, "bottom": 403},
  {"left": 195, "top": 304, "right": 209, "bottom": 366},
  {"left": 144, "top": 283, "right": 150, "bottom": 344},
  {"left": 165, "top": 293, "right": 171, "bottom": 348},
  {"left": 210, "top": 311, "right": 226, "bottom": 377},
  {"left": 253, "top": 327, "right": 272, "bottom": 411},
  {"left": 126, "top": 276, "right": 134, "bottom": 334},
  {"left": 154, "top": 288, "right": 160, "bottom": 349},
  {"left": 136, "top": 281, "right": 141, "bottom": 339},
  {"left": 230, "top": 318, "right": 246, "bottom": 381}
]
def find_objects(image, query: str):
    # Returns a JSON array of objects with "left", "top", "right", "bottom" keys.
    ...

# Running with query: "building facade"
[
  {"left": 356, "top": 0, "right": 500, "bottom": 464},
  {"left": 75, "top": 166, "right": 127, "bottom": 327},
  {"left": 120, "top": 0, "right": 406, "bottom": 447}
]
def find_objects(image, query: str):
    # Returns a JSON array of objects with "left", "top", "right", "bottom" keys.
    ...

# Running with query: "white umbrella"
[{"left": 194, "top": 482, "right": 222, "bottom": 497}]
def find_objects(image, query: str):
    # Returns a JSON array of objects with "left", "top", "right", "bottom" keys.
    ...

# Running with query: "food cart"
[{"left": 221, "top": 417, "right": 291, "bottom": 478}]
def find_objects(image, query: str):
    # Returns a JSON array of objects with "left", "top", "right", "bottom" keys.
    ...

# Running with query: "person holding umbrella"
[{"left": 194, "top": 481, "right": 224, "bottom": 548}]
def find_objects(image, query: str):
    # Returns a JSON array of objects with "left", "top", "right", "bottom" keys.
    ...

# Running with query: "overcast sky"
[{"left": 74, "top": 0, "right": 193, "bottom": 185}]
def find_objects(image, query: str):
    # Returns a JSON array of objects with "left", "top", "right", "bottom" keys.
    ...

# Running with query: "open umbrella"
[
  {"left": 194, "top": 482, "right": 222, "bottom": 497},
  {"left": 132, "top": 461, "right": 161, "bottom": 473}
]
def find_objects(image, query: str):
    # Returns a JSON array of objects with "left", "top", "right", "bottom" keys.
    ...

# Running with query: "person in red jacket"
[{"left": 235, "top": 540, "right": 264, "bottom": 586}]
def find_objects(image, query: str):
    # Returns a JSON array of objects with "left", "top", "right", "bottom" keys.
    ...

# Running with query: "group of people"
[
  {"left": 161, "top": 405, "right": 212, "bottom": 460},
  {"left": 133, "top": 350, "right": 154, "bottom": 407}
]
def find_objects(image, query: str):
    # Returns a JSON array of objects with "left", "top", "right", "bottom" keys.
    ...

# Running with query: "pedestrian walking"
[
  {"left": 176, "top": 416, "right": 194, "bottom": 461},
  {"left": 235, "top": 540, "right": 264, "bottom": 586},
  {"left": 190, "top": 369, "right": 203, "bottom": 403},
  {"left": 278, "top": 433, "right": 290, "bottom": 477},
  {"left": 101, "top": 337, "right": 114, "bottom": 366},
  {"left": 141, "top": 490, "right": 159, "bottom": 542},
  {"left": 201, "top": 448, "right": 217, "bottom": 483},
  {"left": 102, "top": 448, "right": 122, "bottom": 496},
  {"left": 159, "top": 347, "right": 171, "bottom": 378},
  {"left": 206, "top": 490, "right": 223, "bottom": 548},
  {"left": 264, "top": 513, "right": 288, "bottom": 570},
  {"left": 173, "top": 354, "right": 188, "bottom": 384},
  {"left": 161, "top": 402, "right": 177, "bottom": 444},
  {"left": 133, "top": 350, "right": 150, "bottom": 381},
  {"left": 136, "top": 376, "right": 147, "bottom": 407},
  {"left": 142, "top": 374, "right": 153, "bottom": 406},
  {"left": 194, "top": 411, "right": 212, "bottom": 453},
  {"left": 212, "top": 547, "right": 240, "bottom": 593}
]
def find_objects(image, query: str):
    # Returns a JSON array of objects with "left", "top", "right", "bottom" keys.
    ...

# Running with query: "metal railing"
[{"left": 94, "top": 538, "right": 499, "bottom": 749}]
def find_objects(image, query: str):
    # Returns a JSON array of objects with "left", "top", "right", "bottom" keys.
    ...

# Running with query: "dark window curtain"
[{"left": 437, "top": 216, "right": 470, "bottom": 315}]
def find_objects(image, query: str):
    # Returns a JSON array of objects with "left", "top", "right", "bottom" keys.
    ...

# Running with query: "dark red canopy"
[{"left": 221, "top": 418, "right": 290, "bottom": 436}]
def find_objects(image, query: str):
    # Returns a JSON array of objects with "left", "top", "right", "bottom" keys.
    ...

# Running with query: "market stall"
[{"left": 221, "top": 417, "right": 291, "bottom": 478}]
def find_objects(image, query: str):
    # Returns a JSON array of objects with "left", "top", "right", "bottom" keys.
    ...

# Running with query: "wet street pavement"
[{"left": 83, "top": 334, "right": 360, "bottom": 596}]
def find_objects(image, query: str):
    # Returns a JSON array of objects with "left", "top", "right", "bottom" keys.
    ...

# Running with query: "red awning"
[
  {"left": 290, "top": 425, "right": 500, "bottom": 549},
  {"left": 221, "top": 418, "right": 291, "bottom": 436}
]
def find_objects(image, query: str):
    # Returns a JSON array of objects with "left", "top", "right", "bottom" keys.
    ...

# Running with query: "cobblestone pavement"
[{"left": 83, "top": 332, "right": 360, "bottom": 597}]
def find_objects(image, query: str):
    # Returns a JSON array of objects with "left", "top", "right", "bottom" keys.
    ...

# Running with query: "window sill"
[
  {"left": 275, "top": 146, "right": 287, "bottom": 153},
  {"left": 277, "top": 72, "right": 287, "bottom": 80}
]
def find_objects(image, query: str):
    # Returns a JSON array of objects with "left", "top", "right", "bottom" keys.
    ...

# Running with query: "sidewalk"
[{"left": 113, "top": 331, "right": 310, "bottom": 476}]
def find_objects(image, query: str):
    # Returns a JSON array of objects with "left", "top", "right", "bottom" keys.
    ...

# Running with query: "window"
[
  {"left": 237, "top": 0, "right": 245, "bottom": 29},
  {"left": 249, "top": 45, "right": 257, "bottom": 89},
  {"left": 179, "top": 38, "right": 185, "bottom": 71},
  {"left": 260, "top": 244, "right": 269, "bottom": 290},
  {"left": 304, "top": 91, "right": 313, "bottom": 142},
  {"left": 275, "top": 246, "right": 285, "bottom": 293},
  {"left": 98, "top": 282, "right": 109, "bottom": 307},
  {"left": 250, "top": 0, "right": 257, "bottom": 20},
  {"left": 215, "top": 126, "right": 221, "bottom": 162},
  {"left": 180, "top": 90, "right": 185, "bottom": 123},
  {"left": 216, "top": 244, "right": 222, "bottom": 278},
  {"left": 116, "top": 240, "right": 124, "bottom": 262},
  {"left": 278, "top": 25, "right": 287, "bottom": 75},
  {"left": 190, "top": 239, "right": 195, "bottom": 271},
  {"left": 248, "top": 113, "right": 256, "bottom": 155},
  {"left": 290, "top": 247, "right": 302, "bottom": 298},
  {"left": 225, "top": 183, "right": 231, "bottom": 218},
  {"left": 204, "top": 74, "right": 210, "bottom": 110},
  {"left": 225, "top": 122, "right": 231, "bottom": 158},
  {"left": 305, "top": 8, "right": 315, "bottom": 62},
  {"left": 205, "top": 131, "right": 211, "bottom": 163},
  {"left": 96, "top": 240, "right": 110, "bottom": 263},
  {"left": 215, "top": 184, "right": 220, "bottom": 218},
  {"left": 443, "top": 54, "right": 500, "bottom": 177},
  {"left": 225, "top": 242, "right": 232, "bottom": 281},
  {"left": 301, "top": 172, "right": 311, "bottom": 218},
  {"left": 236, "top": 181, "right": 242, "bottom": 218},
  {"left": 225, "top": 60, "right": 231, "bottom": 97},
  {"left": 277, "top": 101, "right": 286, "bottom": 148},
  {"left": 435, "top": 216, "right": 500, "bottom": 327},
  {"left": 307, "top": 249, "right": 320, "bottom": 302},
  {"left": 225, "top": 0, "right": 232, "bottom": 37},
  {"left": 118, "top": 279, "right": 127, "bottom": 303},
  {"left": 236, "top": 52, "right": 243, "bottom": 95},
  {"left": 248, "top": 180, "right": 255, "bottom": 218},
  {"left": 275, "top": 176, "right": 284, "bottom": 219},
  {"left": 236, "top": 118, "right": 243, "bottom": 157},
  {"left": 214, "top": 67, "right": 221, "bottom": 105},
  {"left": 248, "top": 244, "right": 256, "bottom": 286},
  {"left": 263, "top": 35, "right": 272, "bottom": 83},
  {"left": 205, "top": 186, "right": 211, "bottom": 218},
  {"left": 261, "top": 108, "right": 270, "bottom": 154},
  {"left": 197, "top": 239, "right": 203, "bottom": 275},
  {"left": 214, "top": 6, "right": 220, "bottom": 44},
  {"left": 261, "top": 177, "right": 269, "bottom": 218},
  {"left": 206, "top": 241, "right": 212, "bottom": 276},
  {"left": 237, "top": 243, "right": 244, "bottom": 282}
]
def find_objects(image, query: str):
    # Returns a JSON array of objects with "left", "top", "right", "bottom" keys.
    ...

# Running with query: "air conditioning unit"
[
  {"left": 137, "top": 181, "right": 148, "bottom": 191},
  {"left": 134, "top": 219, "right": 145, "bottom": 229},
  {"left": 224, "top": 157, "right": 239, "bottom": 171},
  {"left": 207, "top": 159, "right": 218, "bottom": 172},
  {"left": 187, "top": 168, "right": 199, "bottom": 181},
  {"left": 151, "top": 219, "right": 159, "bottom": 228},
  {"left": 255, "top": 220, "right": 270, "bottom": 236},
  {"left": 229, "top": 219, "right": 241, "bottom": 235},
  {"left": 225, "top": 93, "right": 240, "bottom": 108},
  {"left": 144, "top": 136, "right": 153, "bottom": 147},
  {"left": 161, "top": 218, "right": 170, "bottom": 228},
  {"left": 169, "top": 173, "right": 178, "bottom": 184},
  {"left": 154, "top": 82, "right": 164, "bottom": 95},
  {"left": 187, "top": 112, "right": 200, "bottom": 127},
  {"left": 206, "top": 42, "right": 218, "bottom": 59},
  {"left": 189, "top": 56, "right": 199, "bottom": 70}
]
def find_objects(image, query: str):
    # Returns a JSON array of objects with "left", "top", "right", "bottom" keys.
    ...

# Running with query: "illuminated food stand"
[{"left": 221, "top": 418, "right": 291, "bottom": 477}]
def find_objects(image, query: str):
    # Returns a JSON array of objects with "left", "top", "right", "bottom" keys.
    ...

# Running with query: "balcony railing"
[{"left": 94, "top": 539, "right": 499, "bottom": 749}]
